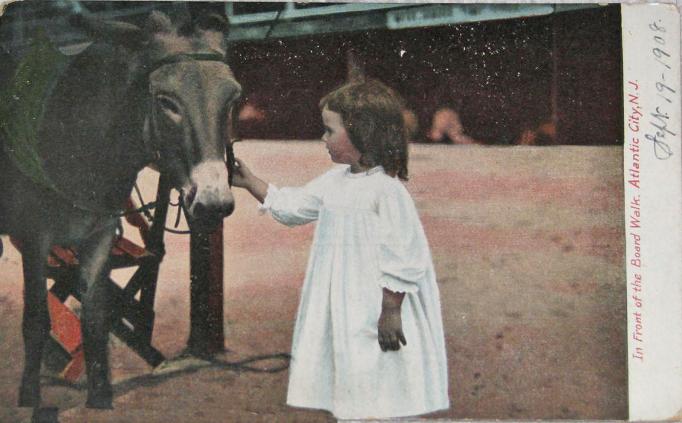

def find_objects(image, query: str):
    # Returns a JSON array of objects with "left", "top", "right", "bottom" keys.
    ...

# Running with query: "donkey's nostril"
[
  {"left": 221, "top": 201, "right": 235, "bottom": 217},
  {"left": 193, "top": 201, "right": 234, "bottom": 220}
]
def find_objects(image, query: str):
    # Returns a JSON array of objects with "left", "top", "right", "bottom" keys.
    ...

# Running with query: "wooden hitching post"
[{"left": 188, "top": 223, "right": 225, "bottom": 356}]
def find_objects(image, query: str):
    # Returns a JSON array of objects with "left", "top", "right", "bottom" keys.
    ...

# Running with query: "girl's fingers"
[
  {"left": 387, "top": 333, "right": 397, "bottom": 351},
  {"left": 378, "top": 333, "right": 387, "bottom": 351},
  {"left": 379, "top": 331, "right": 407, "bottom": 351}
]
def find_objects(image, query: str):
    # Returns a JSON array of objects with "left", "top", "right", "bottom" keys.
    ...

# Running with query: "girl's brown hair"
[{"left": 320, "top": 79, "right": 409, "bottom": 180}]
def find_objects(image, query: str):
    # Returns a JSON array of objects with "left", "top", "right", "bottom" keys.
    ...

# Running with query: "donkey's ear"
[
  {"left": 193, "top": 12, "right": 230, "bottom": 34},
  {"left": 70, "top": 14, "right": 144, "bottom": 49},
  {"left": 145, "top": 11, "right": 174, "bottom": 35},
  {"left": 187, "top": 2, "right": 229, "bottom": 33}
]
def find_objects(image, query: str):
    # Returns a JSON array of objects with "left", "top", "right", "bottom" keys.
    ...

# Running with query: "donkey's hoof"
[
  {"left": 18, "top": 383, "right": 40, "bottom": 408},
  {"left": 86, "top": 389, "right": 113, "bottom": 409},
  {"left": 31, "top": 407, "right": 60, "bottom": 423},
  {"left": 85, "top": 397, "right": 113, "bottom": 410}
]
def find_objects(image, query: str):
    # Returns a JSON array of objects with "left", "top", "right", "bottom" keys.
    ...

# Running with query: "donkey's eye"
[
  {"left": 157, "top": 95, "right": 182, "bottom": 124},
  {"left": 157, "top": 96, "right": 180, "bottom": 114}
]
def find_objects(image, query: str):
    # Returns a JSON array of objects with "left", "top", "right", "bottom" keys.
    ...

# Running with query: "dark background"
[
  {"left": 230, "top": 5, "right": 623, "bottom": 145},
  {"left": 0, "top": 3, "right": 623, "bottom": 145}
]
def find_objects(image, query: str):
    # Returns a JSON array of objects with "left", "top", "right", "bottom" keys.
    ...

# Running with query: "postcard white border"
[
  {"left": 622, "top": 3, "right": 682, "bottom": 421},
  {"left": 1, "top": 1, "right": 682, "bottom": 421}
]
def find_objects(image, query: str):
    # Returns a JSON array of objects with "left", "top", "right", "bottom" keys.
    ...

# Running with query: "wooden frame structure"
[{"left": 19, "top": 173, "right": 226, "bottom": 382}]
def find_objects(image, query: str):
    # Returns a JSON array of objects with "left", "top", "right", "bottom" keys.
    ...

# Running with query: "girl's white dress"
[{"left": 261, "top": 165, "right": 449, "bottom": 420}]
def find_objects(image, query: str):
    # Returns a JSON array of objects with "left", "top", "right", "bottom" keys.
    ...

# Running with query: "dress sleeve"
[
  {"left": 376, "top": 183, "right": 429, "bottom": 293},
  {"left": 258, "top": 168, "right": 334, "bottom": 227}
]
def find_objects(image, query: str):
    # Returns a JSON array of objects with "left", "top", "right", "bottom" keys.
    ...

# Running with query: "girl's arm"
[
  {"left": 233, "top": 158, "right": 268, "bottom": 203},
  {"left": 378, "top": 288, "right": 407, "bottom": 352},
  {"left": 233, "top": 157, "right": 324, "bottom": 226}
]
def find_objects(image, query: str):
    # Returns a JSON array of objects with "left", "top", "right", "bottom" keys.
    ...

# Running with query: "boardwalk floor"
[{"left": 0, "top": 142, "right": 626, "bottom": 422}]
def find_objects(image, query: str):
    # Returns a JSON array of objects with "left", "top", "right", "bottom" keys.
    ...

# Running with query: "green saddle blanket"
[{"left": 0, "top": 31, "right": 69, "bottom": 191}]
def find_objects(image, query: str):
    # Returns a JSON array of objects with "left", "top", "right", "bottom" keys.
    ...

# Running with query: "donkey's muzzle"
[
  {"left": 184, "top": 189, "right": 235, "bottom": 231},
  {"left": 183, "top": 160, "right": 235, "bottom": 229},
  {"left": 192, "top": 200, "right": 235, "bottom": 222}
]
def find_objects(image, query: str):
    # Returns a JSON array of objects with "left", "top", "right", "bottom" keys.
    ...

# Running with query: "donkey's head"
[{"left": 76, "top": 9, "right": 241, "bottom": 229}]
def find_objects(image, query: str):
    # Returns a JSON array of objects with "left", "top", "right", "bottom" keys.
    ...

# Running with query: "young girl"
[{"left": 233, "top": 80, "right": 449, "bottom": 420}]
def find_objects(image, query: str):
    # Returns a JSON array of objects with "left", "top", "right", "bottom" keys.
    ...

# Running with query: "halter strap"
[{"left": 146, "top": 52, "right": 226, "bottom": 76}]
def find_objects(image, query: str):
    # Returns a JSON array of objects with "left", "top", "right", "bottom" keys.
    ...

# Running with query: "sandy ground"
[{"left": 0, "top": 142, "right": 626, "bottom": 422}]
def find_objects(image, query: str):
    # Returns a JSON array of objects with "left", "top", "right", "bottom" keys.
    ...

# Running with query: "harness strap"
[
  {"left": 0, "top": 31, "right": 69, "bottom": 193},
  {"left": 146, "top": 53, "right": 226, "bottom": 74}
]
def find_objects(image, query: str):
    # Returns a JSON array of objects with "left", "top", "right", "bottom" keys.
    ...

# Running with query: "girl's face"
[{"left": 321, "top": 107, "right": 362, "bottom": 167}]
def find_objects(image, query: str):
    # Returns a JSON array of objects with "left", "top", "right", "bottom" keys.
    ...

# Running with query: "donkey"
[{"left": 0, "top": 9, "right": 240, "bottom": 409}]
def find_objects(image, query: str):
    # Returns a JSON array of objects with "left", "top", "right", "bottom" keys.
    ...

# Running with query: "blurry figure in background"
[
  {"left": 238, "top": 98, "right": 266, "bottom": 123},
  {"left": 516, "top": 120, "right": 557, "bottom": 145},
  {"left": 235, "top": 95, "right": 268, "bottom": 139},
  {"left": 428, "top": 107, "right": 479, "bottom": 145}
]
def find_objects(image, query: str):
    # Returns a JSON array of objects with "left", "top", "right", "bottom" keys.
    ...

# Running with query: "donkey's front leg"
[
  {"left": 78, "top": 226, "right": 117, "bottom": 409},
  {"left": 18, "top": 235, "right": 52, "bottom": 407}
]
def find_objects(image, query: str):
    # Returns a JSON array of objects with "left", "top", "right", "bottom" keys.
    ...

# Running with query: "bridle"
[
  {"left": 126, "top": 52, "right": 239, "bottom": 233},
  {"left": 142, "top": 52, "right": 237, "bottom": 187}
]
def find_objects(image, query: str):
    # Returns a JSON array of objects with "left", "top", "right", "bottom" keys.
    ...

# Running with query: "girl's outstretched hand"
[
  {"left": 231, "top": 157, "right": 253, "bottom": 189},
  {"left": 232, "top": 157, "right": 269, "bottom": 203}
]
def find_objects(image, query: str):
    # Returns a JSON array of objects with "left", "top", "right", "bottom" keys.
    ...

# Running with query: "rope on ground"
[{"left": 41, "top": 351, "right": 291, "bottom": 395}]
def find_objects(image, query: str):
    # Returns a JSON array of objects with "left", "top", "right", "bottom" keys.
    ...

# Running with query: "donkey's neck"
[{"left": 40, "top": 44, "right": 150, "bottom": 211}]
